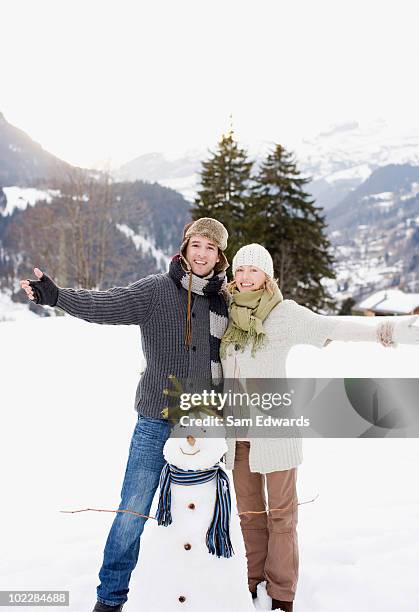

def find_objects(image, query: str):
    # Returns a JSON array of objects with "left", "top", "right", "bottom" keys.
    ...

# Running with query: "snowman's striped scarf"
[{"left": 156, "top": 463, "right": 234, "bottom": 559}]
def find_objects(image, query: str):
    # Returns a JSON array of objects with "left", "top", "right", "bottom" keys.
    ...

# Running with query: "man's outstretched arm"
[{"left": 20, "top": 267, "right": 157, "bottom": 326}]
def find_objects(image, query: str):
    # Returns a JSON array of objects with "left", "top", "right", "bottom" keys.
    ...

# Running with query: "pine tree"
[
  {"left": 339, "top": 297, "right": 356, "bottom": 315},
  {"left": 192, "top": 129, "right": 254, "bottom": 266},
  {"left": 252, "top": 144, "right": 336, "bottom": 311}
]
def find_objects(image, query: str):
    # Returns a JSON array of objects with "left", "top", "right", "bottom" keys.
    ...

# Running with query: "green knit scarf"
[{"left": 220, "top": 284, "right": 283, "bottom": 358}]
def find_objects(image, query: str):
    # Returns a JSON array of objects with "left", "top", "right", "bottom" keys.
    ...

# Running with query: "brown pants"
[{"left": 232, "top": 441, "right": 299, "bottom": 602}]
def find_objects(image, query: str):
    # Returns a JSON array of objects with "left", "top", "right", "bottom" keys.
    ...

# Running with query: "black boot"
[
  {"left": 250, "top": 583, "right": 260, "bottom": 600},
  {"left": 92, "top": 602, "right": 124, "bottom": 612},
  {"left": 272, "top": 599, "right": 293, "bottom": 612}
]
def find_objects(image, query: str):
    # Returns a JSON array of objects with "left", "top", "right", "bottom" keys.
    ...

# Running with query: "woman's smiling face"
[{"left": 234, "top": 265, "right": 266, "bottom": 292}]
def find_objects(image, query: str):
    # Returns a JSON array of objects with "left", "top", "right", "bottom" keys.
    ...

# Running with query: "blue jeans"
[{"left": 96, "top": 415, "right": 171, "bottom": 606}]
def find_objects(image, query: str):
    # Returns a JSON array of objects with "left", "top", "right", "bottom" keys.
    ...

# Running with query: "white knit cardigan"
[{"left": 221, "top": 299, "right": 382, "bottom": 474}]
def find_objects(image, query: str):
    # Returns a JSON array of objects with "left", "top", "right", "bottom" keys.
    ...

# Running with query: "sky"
[{"left": 2, "top": 0, "right": 419, "bottom": 168}]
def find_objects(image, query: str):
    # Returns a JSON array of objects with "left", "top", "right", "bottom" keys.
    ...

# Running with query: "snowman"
[{"left": 136, "top": 418, "right": 254, "bottom": 611}]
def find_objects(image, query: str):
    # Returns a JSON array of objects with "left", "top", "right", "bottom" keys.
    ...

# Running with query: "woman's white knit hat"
[{"left": 232, "top": 243, "right": 274, "bottom": 278}]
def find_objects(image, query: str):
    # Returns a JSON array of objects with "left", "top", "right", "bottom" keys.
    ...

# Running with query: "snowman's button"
[
  {"left": 184, "top": 543, "right": 192, "bottom": 550},
  {"left": 178, "top": 595, "right": 186, "bottom": 603},
  {"left": 188, "top": 503, "right": 195, "bottom": 510}
]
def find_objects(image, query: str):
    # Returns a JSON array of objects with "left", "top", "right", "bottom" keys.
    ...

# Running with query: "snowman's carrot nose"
[{"left": 186, "top": 435, "right": 196, "bottom": 446}]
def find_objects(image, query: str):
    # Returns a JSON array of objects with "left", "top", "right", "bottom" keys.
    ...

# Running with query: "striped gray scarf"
[{"left": 169, "top": 254, "right": 229, "bottom": 384}]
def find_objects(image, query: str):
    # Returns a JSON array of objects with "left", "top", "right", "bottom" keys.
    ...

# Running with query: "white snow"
[
  {"left": 400, "top": 182, "right": 419, "bottom": 201},
  {"left": 116, "top": 223, "right": 170, "bottom": 272},
  {"left": 0, "top": 289, "right": 40, "bottom": 322},
  {"left": 324, "top": 163, "right": 372, "bottom": 184},
  {"left": 360, "top": 192, "right": 396, "bottom": 209},
  {"left": 1, "top": 314, "right": 419, "bottom": 611},
  {"left": 158, "top": 176, "right": 198, "bottom": 202},
  {"left": 377, "top": 199, "right": 395, "bottom": 210},
  {"left": 1, "top": 187, "right": 60, "bottom": 216},
  {"left": 8, "top": 143, "right": 22, "bottom": 153},
  {"left": 297, "top": 119, "right": 419, "bottom": 183},
  {"left": 369, "top": 192, "right": 394, "bottom": 201},
  {"left": 356, "top": 289, "right": 419, "bottom": 314}
]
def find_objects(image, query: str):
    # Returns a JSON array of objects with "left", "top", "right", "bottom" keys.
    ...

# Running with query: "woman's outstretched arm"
[
  {"left": 324, "top": 313, "right": 419, "bottom": 347},
  {"left": 276, "top": 300, "right": 419, "bottom": 348}
]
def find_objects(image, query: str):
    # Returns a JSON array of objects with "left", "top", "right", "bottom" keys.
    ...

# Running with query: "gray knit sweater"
[{"left": 55, "top": 273, "right": 219, "bottom": 418}]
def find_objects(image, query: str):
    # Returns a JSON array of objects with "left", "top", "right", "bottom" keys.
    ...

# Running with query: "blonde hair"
[{"left": 226, "top": 274, "right": 280, "bottom": 296}]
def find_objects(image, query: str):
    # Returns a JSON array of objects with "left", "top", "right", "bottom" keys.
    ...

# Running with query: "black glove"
[{"left": 28, "top": 273, "right": 59, "bottom": 306}]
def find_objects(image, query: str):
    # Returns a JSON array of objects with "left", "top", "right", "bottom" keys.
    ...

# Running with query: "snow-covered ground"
[
  {"left": 0, "top": 290, "right": 40, "bottom": 322},
  {"left": 1, "top": 187, "right": 60, "bottom": 217},
  {"left": 0, "top": 313, "right": 418, "bottom": 612}
]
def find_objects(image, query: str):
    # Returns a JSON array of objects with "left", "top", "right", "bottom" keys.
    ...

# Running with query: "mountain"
[
  {"left": 3, "top": 113, "right": 419, "bottom": 315},
  {"left": 117, "top": 151, "right": 204, "bottom": 202},
  {"left": 0, "top": 115, "right": 192, "bottom": 307},
  {"left": 111, "top": 180, "right": 190, "bottom": 257},
  {"left": 0, "top": 179, "right": 191, "bottom": 304},
  {"left": 287, "top": 119, "right": 419, "bottom": 211},
  {"left": 0, "top": 112, "right": 73, "bottom": 186},
  {"left": 116, "top": 119, "right": 419, "bottom": 212},
  {"left": 325, "top": 163, "right": 419, "bottom": 303},
  {"left": 327, "top": 164, "right": 419, "bottom": 230}
]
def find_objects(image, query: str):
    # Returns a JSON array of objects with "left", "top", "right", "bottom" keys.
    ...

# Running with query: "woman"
[{"left": 219, "top": 243, "right": 418, "bottom": 612}]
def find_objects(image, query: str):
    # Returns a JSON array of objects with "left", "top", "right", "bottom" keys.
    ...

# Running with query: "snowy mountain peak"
[
  {"left": 316, "top": 120, "right": 360, "bottom": 139},
  {"left": 0, "top": 112, "right": 72, "bottom": 186}
]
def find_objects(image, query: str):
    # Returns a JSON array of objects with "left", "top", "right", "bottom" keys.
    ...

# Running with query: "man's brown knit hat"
[{"left": 180, "top": 217, "right": 229, "bottom": 274}]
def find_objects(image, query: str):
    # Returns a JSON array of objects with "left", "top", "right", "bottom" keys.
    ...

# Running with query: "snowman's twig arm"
[
  {"left": 62, "top": 494, "right": 319, "bottom": 520},
  {"left": 237, "top": 493, "right": 319, "bottom": 516},
  {"left": 60, "top": 507, "right": 157, "bottom": 520}
]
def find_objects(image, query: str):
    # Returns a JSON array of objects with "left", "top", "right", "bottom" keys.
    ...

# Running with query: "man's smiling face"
[{"left": 185, "top": 234, "right": 220, "bottom": 276}]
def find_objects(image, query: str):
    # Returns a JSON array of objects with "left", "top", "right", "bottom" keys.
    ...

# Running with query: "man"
[{"left": 20, "top": 218, "right": 230, "bottom": 611}]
